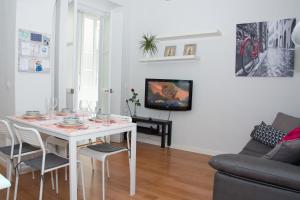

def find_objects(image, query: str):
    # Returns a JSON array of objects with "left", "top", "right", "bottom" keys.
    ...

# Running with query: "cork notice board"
[{"left": 18, "top": 29, "right": 51, "bottom": 73}]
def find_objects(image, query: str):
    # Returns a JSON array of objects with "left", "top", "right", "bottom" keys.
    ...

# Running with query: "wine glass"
[
  {"left": 51, "top": 97, "right": 58, "bottom": 111},
  {"left": 79, "top": 100, "right": 89, "bottom": 121},
  {"left": 48, "top": 97, "right": 58, "bottom": 119},
  {"left": 44, "top": 98, "right": 50, "bottom": 116},
  {"left": 87, "top": 101, "right": 97, "bottom": 125}
]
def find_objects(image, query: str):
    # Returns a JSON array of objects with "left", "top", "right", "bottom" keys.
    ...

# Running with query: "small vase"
[{"left": 144, "top": 52, "right": 152, "bottom": 58}]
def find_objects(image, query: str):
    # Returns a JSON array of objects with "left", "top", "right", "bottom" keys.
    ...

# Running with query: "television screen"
[{"left": 145, "top": 79, "right": 193, "bottom": 111}]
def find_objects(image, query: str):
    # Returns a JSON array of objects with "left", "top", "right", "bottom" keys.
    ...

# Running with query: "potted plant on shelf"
[
  {"left": 126, "top": 88, "right": 141, "bottom": 117},
  {"left": 140, "top": 33, "right": 158, "bottom": 57}
]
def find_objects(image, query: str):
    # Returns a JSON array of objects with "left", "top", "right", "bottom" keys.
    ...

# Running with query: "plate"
[
  {"left": 23, "top": 114, "right": 43, "bottom": 119},
  {"left": 89, "top": 118, "right": 103, "bottom": 123},
  {"left": 56, "top": 112, "right": 68, "bottom": 116},
  {"left": 25, "top": 111, "right": 41, "bottom": 116},
  {"left": 57, "top": 121, "right": 85, "bottom": 129},
  {"left": 63, "top": 117, "right": 80, "bottom": 124},
  {"left": 57, "top": 121, "right": 84, "bottom": 127}
]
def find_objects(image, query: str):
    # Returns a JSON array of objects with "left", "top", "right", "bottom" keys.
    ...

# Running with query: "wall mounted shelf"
[
  {"left": 139, "top": 55, "right": 199, "bottom": 63},
  {"left": 156, "top": 29, "right": 222, "bottom": 41}
]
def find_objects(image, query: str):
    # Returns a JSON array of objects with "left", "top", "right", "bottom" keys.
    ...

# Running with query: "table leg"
[
  {"left": 167, "top": 123, "right": 172, "bottom": 146},
  {"left": 130, "top": 125, "right": 136, "bottom": 196},
  {"left": 161, "top": 125, "right": 166, "bottom": 148},
  {"left": 69, "top": 138, "right": 78, "bottom": 200}
]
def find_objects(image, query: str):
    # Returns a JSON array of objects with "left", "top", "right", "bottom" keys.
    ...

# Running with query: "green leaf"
[{"left": 139, "top": 33, "right": 158, "bottom": 55}]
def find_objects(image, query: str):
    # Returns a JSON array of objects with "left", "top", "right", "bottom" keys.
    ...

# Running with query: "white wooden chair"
[
  {"left": 46, "top": 135, "right": 69, "bottom": 190},
  {"left": 0, "top": 120, "right": 41, "bottom": 200},
  {"left": 45, "top": 136, "right": 95, "bottom": 194},
  {"left": 13, "top": 124, "right": 86, "bottom": 200},
  {"left": 78, "top": 115, "right": 132, "bottom": 200}
]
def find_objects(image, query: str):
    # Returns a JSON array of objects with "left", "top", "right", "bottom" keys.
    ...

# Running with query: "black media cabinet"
[{"left": 132, "top": 116, "right": 172, "bottom": 148}]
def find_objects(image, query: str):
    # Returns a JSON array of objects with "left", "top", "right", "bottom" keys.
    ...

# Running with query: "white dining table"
[{"left": 7, "top": 115, "right": 137, "bottom": 200}]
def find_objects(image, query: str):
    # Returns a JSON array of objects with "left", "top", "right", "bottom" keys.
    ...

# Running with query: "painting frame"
[
  {"left": 235, "top": 18, "right": 296, "bottom": 77},
  {"left": 183, "top": 44, "right": 197, "bottom": 56},
  {"left": 164, "top": 45, "right": 176, "bottom": 57}
]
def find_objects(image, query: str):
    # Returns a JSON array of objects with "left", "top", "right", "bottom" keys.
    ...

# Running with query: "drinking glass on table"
[
  {"left": 79, "top": 100, "right": 89, "bottom": 121},
  {"left": 87, "top": 101, "right": 97, "bottom": 122},
  {"left": 50, "top": 97, "right": 58, "bottom": 119},
  {"left": 44, "top": 98, "right": 50, "bottom": 116},
  {"left": 102, "top": 113, "right": 110, "bottom": 126}
]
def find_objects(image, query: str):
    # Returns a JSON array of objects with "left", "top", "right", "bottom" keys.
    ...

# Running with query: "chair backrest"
[
  {"left": 13, "top": 124, "right": 46, "bottom": 173},
  {"left": 0, "top": 120, "right": 16, "bottom": 146},
  {"left": 13, "top": 124, "right": 45, "bottom": 151},
  {"left": 0, "top": 120, "right": 15, "bottom": 145},
  {"left": 0, "top": 120, "right": 16, "bottom": 149}
]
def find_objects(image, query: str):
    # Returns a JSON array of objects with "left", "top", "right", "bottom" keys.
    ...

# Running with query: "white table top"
[
  {"left": 7, "top": 115, "right": 135, "bottom": 140},
  {"left": 0, "top": 173, "right": 11, "bottom": 190},
  {"left": 7, "top": 114, "right": 137, "bottom": 200}
]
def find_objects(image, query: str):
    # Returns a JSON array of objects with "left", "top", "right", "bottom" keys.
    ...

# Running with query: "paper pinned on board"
[
  {"left": 21, "top": 42, "right": 33, "bottom": 56},
  {"left": 18, "top": 29, "right": 51, "bottom": 73},
  {"left": 19, "top": 57, "right": 30, "bottom": 71},
  {"left": 40, "top": 46, "right": 49, "bottom": 57}
]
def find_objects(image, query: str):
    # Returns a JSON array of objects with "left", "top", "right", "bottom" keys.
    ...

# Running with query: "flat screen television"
[{"left": 145, "top": 79, "right": 193, "bottom": 111}]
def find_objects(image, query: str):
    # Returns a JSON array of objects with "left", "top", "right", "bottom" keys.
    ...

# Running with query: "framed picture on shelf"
[
  {"left": 164, "top": 46, "right": 176, "bottom": 57},
  {"left": 183, "top": 44, "right": 197, "bottom": 56}
]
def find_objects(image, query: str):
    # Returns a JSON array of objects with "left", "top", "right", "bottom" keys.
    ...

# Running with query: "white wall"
[
  {"left": 15, "top": 0, "right": 56, "bottom": 114},
  {"left": 0, "top": 0, "right": 17, "bottom": 118},
  {"left": 124, "top": 0, "right": 300, "bottom": 154}
]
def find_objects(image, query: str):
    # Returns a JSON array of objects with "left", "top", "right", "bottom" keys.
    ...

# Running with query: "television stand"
[{"left": 132, "top": 116, "right": 172, "bottom": 148}]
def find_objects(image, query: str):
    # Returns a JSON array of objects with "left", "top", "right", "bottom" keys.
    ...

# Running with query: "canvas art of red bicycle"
[{"left": 239, "top": 34, "right": 261, "bottom": 74}]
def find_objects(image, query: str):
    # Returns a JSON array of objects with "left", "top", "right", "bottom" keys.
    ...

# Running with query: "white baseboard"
[
  {"left": 137, "top": 133, "right": 160, "bottom": 145},
  {"left": 137, "top": 133, "right": 225, "bottom": 156},
  {"left": 170, "top": 144, "right": 225, "bottom": 156}
]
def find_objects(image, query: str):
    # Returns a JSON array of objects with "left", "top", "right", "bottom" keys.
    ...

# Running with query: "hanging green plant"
[{"left": 139, "top": 33, "right": 158, "bottom": 56}]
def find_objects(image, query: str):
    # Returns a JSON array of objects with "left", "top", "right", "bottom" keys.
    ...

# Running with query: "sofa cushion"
[
  {"left": 213, "top": 172, "right": 300, "bottom": 200},
  {"left": 272, "top": 112, "right": 300, "bottom": 132},
  {"left": 282, "top": 126, "right": 300, "bottom": 142},
  {"left": 264, "top": 139, "right": 300, "bottom": 164},
  {"left": 240, "top": 139, "right": 272, "bottom": 157},
  {"left": 209, "top": 154, "right": 300, "bottom": 191},
  {"left": 252, "top": 121, "right": 287, "bottom": 147}
]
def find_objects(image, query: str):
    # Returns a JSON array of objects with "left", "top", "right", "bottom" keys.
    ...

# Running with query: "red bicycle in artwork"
[{"left": 239, "top": 35, "right": 261, "bottom": 74}]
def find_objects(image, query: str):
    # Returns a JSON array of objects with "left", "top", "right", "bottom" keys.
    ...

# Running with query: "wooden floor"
[{"left": 0, "top": 143, "right": 214, "bottom": 200}]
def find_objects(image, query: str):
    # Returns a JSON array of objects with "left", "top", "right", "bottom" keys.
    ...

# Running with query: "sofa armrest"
[{"left": 209, "top": 154, "right": 300, "bottom": 191}]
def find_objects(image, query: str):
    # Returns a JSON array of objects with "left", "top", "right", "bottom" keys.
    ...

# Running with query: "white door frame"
[{"left": 74, "top": 9, "right": 107, "bottom": 111}]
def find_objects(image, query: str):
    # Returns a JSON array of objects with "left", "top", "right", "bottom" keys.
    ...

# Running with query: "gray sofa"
[{"left": 209, "top": 112, "right": 300, "bottom": 200}]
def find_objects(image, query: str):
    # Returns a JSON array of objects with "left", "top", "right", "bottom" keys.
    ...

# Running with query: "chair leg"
[
  {"left": 91, "top": 158, "right": 94, "bottom": 171},
  {"left": 51, "top": 171, "right": 55, "bottom": 190},
  {"left": 65, "top": 148, "right": 68, "bottom": 181},
  {"left": 102, "top": 159, "right": 106, "bottom": 200},
  {"left": 39, "top": 175, "right": 44, "bottom": 200},
  {"left": 89, "top": 139, "right": 95, "bottom": 172},
  {"left": 13, "top": 166, "right": 20, "bottom": 200},
  {"left": 78, "top": 162, "right": 86, "bottom": 200},
  {"left": 55, "top": 170, "right": 59, "bottom": 194},
  {"left": 6, "top": 159, "right": 12, "bottom": 200},
  {"left": 32, "top": 169, "right": 35, "bottom": 179},
  {"left": 106, "top": 160, "right": 110, "bottom": 178}
]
